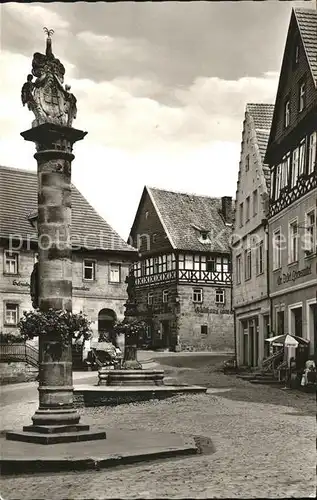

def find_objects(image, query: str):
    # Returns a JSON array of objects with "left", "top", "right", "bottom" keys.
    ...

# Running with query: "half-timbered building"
[
  {"left": 128, "top": 186, "right": 234, "bottom": 351},
  {"left": 232, "top": 103, "right": 274, "bottom": 368},
  {"left": 265, "top": 8, "right": 317, "bottom": 357}
]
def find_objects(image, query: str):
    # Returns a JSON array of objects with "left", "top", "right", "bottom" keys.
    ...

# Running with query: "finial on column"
[
  {"left": 43, "top": 27, "right": 54, "bottom": 58},
  {"left": 21, "top": 28, "right": 78, "bottom": 128}
]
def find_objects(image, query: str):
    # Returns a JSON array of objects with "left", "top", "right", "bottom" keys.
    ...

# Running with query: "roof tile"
[
  {"left": 295, "top": 8, "right": 317, "bottom": 85},
  {"left": 147, "top": 187, "right": 233, "bottom": 253},
  {"left": 246, "top": 103, "right": 274, "bottom": 131}
]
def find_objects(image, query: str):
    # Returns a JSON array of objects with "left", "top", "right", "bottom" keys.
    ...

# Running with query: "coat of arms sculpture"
[{"left": 21, "top": 28, "right": 77, "bottom": 128}]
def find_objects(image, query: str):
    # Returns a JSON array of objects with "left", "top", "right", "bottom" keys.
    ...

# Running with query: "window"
[
  {"left": 206, "top": 257, "right": 215, "bottom": 272},
  {"left": 153, "top": 257, "right": 159, "bottom": 274},
  {"left": 201, "top": 325, "right": 208, "bottom": 335},
  {"left": 185, "top": 254, "right": 193, "bottom": 270},
  {"left": 109, "top": 263, "right": 121, "bottom": 283},
  {"left": 291, "top": 147, "right": 299, "bottom": 188},
  {"left": 275, "top": 164, "right": 282, "bottom": 199},
  {"left": 152, "top": 233, "right": 157, "bottom": 243},
  {"left": 141, "top": 260, "right": 146, "bottom": 276},
  {"left": 5, "top": 303, "right": 19, "bottom": 326},
  {"left": 308, "top": 132, "right": 317, "bottom": 174},
  {"left": 192, "top": 288, "right": 203, "bottom": 303},
  {"left": 284, "top": 99, "right": 290, "bottom": 128},
  {"left": 273, "top": 229, "right": 282, "bottom": 270},
  {"left": 200, "top": 255, "right": 206, "bottom": 271},
  {"left": 236, "top": 254, "right": 241, "bottom": 284},
  {"left": 166, "top": 254, "right": 172, "bottom": 271},
  {"left": 215, "top": 289, "right": 225, "bottom": 304},
  {"left": 83, "top": 260, "right": 95, "bottom": 280},
  {"left": 162, "top": 290, "right": 169, "bottom": 303},
  {"left": 194, "top": 255, "right": 200, "bottom": 271},
  {"left": 299, "top": 80, "right": 306, "bottom": 112},
  {"left": 289, "top": 220, "right": 298, "bottom": 263},
  {"left": 246, "top": 197, "right": 250, "bottom": 222},
  {"left": 270, "top": 170, "right": 275, "bottom": 200},
  {"left": 244, "top": 249, "right": 251, "bottom": 281},
  {"left": 245, "top": 154, "right": 250, "bottom": 172},
  {"left": 256, "top": 241, "right": 264, "bottom": 275},
  {"left": 298, "top": 139, "right": 306, "bottom": 176},
  {"left": 305, "top": 210, "right": 316, "bottom": 254},
  {"left": 4, "top": 251, "right": 19, "bottom": 275},
  {"left": 222, "top": 257, "right": 229, "bottom": 273},
  {"left": 200, "top": 231, "right": 210, "bottom": 242},
  {"left": 239, "top": 202, "right": 243, "bottom": 227},
  {"left": 281, "top": 154, "right": 290, "bottom": 190},
  {"left": 253, "top": 190, "right": 258, "bottom": 216},
  {"left": 178, "top": 254, "right": 185, "bottom": 270},
  {"left": 147, "top": 292, "right": 153, "bottom": 305},
  {"left": 145, "top": 211, "right": 149, "bottom": 219}
]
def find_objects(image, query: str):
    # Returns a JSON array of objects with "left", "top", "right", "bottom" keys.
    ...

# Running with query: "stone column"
[{"left": 6, "top": 124, "right": 105, "bottom": 443}]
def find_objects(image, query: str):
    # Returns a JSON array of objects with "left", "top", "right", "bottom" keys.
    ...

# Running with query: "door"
[
  {"left": 161, "top": 320, "right": 170, "bottom": 348},
  {"left": 254, "top": 318, "right": 259, "bottom": 367},
  {"left": 242, "top": 321, "right": 248, "bottom": 365},
  {"left": 293, "top": 308, "right": 303, "bottom": 337},
  {"left": 98, "top": 309, "right": 117, "bottom": 341},
  {"left": 249, "top": 322, "right": 254, "bottom": 367},
  {"left": 263, "top": 315, "right": 270, "bottom": 358}
]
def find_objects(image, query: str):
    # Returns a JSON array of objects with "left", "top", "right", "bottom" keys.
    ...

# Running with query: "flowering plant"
[
  {"left": 18, "top": 309, "right": 92, "bottom": 347},
  {"left": 113, "top": 319, "right": 147, "bottom": 341}
]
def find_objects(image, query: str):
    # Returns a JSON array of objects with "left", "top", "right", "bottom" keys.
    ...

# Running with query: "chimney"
[{"left": 221, "top": 196, "right": 233, "bottom": 224}]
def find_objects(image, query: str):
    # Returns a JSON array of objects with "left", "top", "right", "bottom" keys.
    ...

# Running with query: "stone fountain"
[{"left": 74, "top": 269, "right": 207, "bottom": 406}]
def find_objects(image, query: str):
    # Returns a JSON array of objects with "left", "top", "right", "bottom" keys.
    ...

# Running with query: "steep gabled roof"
[
  {"left": 234, "top": 103, "right": 273, "bottom": 230},
  {"left": 0, "top": 166, "right": 136, "bottom": 254},
  {"left": 256, "top": 130, "right": 271, "bottom": 164},
  {"left": 246, "top": 103, "right": 275, "bottom": 132},
  {"left": 295, "top": 8, "right": 317, "bottom": 85},
  {"left": 145, "top": 186, "right": 233, "bottom": 253},
  {"left": 246, "top": 103, "right": 274, "bottom": 165},
  {"left": 265, "top": 8, "right": 317, "bottom": 163}
]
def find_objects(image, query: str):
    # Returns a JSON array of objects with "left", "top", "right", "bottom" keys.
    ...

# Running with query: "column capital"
[{"left": 21, "top": 123, "right": 87, "bottom": 145}]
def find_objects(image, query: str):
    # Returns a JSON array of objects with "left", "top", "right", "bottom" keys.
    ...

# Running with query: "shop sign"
[
  {"left": 73, "top": 285, "right": 90, "bottom": 291},
  {"left": 12, "top": 280, "right": 30, "bottom": 288},
  {"left": 277, "top": 265, "right": 312, "bottom": 286},
  {"left": 195, "top": 306, "right": 232, "bottom": 315}
]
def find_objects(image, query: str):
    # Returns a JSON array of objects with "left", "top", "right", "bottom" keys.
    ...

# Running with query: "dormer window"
[
  {"left": 201, "top": 231, "right": 208, "bottom": 241},
  {"left": 198, "top": 230, "right": 211, "bottom": 244},
  {"left": 28, "top": 211, "right": 38, "bottom": 231}
]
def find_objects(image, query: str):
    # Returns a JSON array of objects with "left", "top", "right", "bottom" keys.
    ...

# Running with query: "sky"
[{"left": 0, "top": 1, "right": 315, "bottom": 240}]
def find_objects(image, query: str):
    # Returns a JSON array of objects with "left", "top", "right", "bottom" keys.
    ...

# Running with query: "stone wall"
[
  {"left": 177, "top": 285, "right": 234, "bottom": 352},
  {"left": 135, "top": 283, "right": 234, "bottom": 352},
  {"left": 0, "top": 362, "right": 38, "bottom": 384},
  {"left": 0, "top": 242, "right": 133, "bottom": 340}
]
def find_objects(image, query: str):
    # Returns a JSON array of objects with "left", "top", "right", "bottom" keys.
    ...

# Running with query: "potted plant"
[{"left": 18, "top": 309, "right": 92, "bottom": 361}]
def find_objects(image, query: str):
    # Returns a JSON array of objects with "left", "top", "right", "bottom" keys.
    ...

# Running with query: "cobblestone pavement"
[{"left": 1, "top": 357, "right": 315, "bottom": 499}]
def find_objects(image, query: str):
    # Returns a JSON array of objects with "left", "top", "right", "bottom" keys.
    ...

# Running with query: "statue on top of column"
[{"left": 21, "top": 27, "right": 77, "bottom": 128}]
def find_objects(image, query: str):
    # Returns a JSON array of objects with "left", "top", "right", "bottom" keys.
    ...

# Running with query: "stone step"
[{"left": 6, "top": 429, "right": 107, "bottom": 445}]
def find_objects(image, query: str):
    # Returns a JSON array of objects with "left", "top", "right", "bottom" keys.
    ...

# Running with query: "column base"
[
  {"left": 31, "top": 408, "right": 81, "bottom": 426},
  {"left": 6, "top": 428, "right": 107, "bottom": 445}
]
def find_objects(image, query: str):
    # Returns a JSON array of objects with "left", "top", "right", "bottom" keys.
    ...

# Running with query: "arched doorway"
[{"left": 98, "top": 309, "right": 117, "bottom": 342}]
